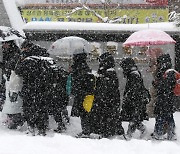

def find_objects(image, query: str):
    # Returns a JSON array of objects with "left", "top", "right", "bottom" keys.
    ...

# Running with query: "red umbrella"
[{"left": 123, "top": 29, "right": 176, "bottom": 46}]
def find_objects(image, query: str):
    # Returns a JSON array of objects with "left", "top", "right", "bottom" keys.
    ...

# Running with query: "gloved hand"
[{"left": 9, "top": 92, "right": 18, "bottom": 102}]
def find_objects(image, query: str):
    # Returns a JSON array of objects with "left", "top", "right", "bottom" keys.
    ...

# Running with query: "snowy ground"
[{"left": 0, "top": 107, "right": 180, "bottom": 154}]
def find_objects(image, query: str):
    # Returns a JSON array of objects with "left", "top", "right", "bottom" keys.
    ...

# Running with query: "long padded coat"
[
  {"left": 153, "top": 54, "right": 176, "bottom": 115},
  {"left": 90, "top": 52, "right": 124, "bottom": 137},
  {"left": 121, "top": 68, "right": 150, "bottom": 122}
]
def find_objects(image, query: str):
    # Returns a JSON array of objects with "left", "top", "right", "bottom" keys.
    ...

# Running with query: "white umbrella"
[
  {"left": 0, "top": 26, "right": 25, "bottom": 42},
  {"left": 48, "top": 36, "right": 92, "bottom": 56}
]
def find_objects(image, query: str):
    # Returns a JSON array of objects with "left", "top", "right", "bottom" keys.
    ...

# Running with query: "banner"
[
  {"left": 21, "top": 8, "right": 169, "bottom": 24},
  {"left": 23, "top": 0, "right": 168, "bottom": 6}
]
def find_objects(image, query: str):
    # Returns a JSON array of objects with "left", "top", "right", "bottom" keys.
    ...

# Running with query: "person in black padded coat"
[
  {"left": 90, "top": 52, "right": 124, "bottom": 138},
  {"left": 70, "top": 52, "right": 95, "bottom": 138},
  {"left": 152, "top": 54, "right": 177, "bottom": 140},
  {"left": 120, "top": 57, "right": 150, "bottom": 139}
]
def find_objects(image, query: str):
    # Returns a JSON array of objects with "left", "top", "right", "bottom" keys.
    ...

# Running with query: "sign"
[
  {"left": 23, "top": 0, "right": 168, "bottom": 6},
  {"left": 21, "top": 8, "right": 169, "bottom": 24}
]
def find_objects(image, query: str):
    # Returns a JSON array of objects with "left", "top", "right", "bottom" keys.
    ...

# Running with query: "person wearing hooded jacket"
[
  {"left": 0, "top": 40, "right": 21, "bottom": 80},
  {"left": 90, "top": 52, "right": 124, "bottom": 138},
  {"left": 13, "top": 41, "right": 50, "bottom": 135},
  {"left": 20, "top": 40, "right": 49, "bottom": 59},
  {"left": 152, "top": 54, "right": 177, "bottom": 140},
  {"left": 0, "top": 40, "right": 23, "bottom": 129},
  {"left": 70, "top": 52, "right": 95, "bottom": 138},
  {"left": 47, "top": 65, "right": 69, "bottom": 133},
  {"left": 120, "top": 57, "right": 150, "bottom": 139}
]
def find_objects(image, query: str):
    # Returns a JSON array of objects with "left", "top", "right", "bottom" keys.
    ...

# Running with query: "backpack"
[
  {"left": 21, "top": 56, "right": 56, "bottom": 83},
  {"left": 164, "top": 69, "right": 180, "bottom": 96}
]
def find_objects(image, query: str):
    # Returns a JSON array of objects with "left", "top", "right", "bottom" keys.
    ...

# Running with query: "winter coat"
[
  {"left": 20, "top": 41, "right": 49, "bottom": 59},
  {"left": 14, "top": 56, "right": 53, "bottom": 115},
  {"left": 70, "top": 59, "right": 95, "bottom": 117},
  {"left": 2, "top": 71, "right": 23, "bottom": 114},
  {"left": 0, "top": 41, "right": 21, "bottom": 79},
  {"left": 121, "top": 67, "right": 150, "bottom": 122},
  {"left": 90, "top": 52, "right": 124, "bottom": 137},
  {"left": 153, "top": 54, "right": 176, "bottom": 115},
  {"left": 47, "top": 66, "right": 69, "bottom": 114}
]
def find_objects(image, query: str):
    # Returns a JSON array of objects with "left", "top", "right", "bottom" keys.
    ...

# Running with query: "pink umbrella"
[
  {"left": 146, "top": 48, "right": 163, "bottom": 59},
  {"left": 123, "top": 29, "right": 176, "bottom": 46}
]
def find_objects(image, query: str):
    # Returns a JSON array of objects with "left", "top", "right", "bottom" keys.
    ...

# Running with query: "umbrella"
[
  {"left": 0, "top": 26, "right": 25, "bottom": 42},
  {"left": 123, "top": 29, "right": 176, "bottom": 46},
  {"left": 146, "top": 48, "right": 163, "bottom": 59},
  {"left": 48, "top": 36, "right": 92, "bottom": 56}
]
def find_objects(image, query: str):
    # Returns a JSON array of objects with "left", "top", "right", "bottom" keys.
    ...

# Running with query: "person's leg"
[
  {"left": 126, "top": 121, "right": 137, "bottom": 138},
  {"left": 36, "top": 108, "right": 48, "bottom": 136},
  {"left": 153, "top": 114, "right": 166, "bottom": 139},
  {"left": 137, "top": 122, "right": 147, "bottom": 138},
  {"left": 61, "top": 108, "right": 70, "bottom": 124},
  {"left": 25, "top": 108, "right": 36, "bottom": 136},
  {"left": 53, "top": 111, "right": 66, "bottom": 133},
  {"left": 167, "top": 113, "right": 176, "bottom": 140},
  {"left": 76, "top": 114, "right": 91, "bottom": 137},
  {"left": 7, "top": 114, "right": 17, "bottom": 129}
]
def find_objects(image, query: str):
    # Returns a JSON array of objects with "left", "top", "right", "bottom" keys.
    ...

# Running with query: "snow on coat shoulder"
[{"left": 2, "top": 71, "right": 23, "bottom": 114}]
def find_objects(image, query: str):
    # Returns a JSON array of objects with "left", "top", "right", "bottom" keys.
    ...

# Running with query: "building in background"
[
  {"left": 168, "top": 0, "right": 180, "bottom": 12},
  {"left": 0, "top": 0, "right": 10, "bottom": 26},
  {"left": 19, "top": 0, "right": 169, "bottom": 24}
]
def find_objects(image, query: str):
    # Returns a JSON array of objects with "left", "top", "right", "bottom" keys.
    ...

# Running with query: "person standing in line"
[
  {"left": 12, "top": 40, "right": 50, "bottom": 135},
  {"left": 152, "top": 54, "right": 177, "bottom": 140},
  {"left": 120, "top": 57, "right": 150, "bottom": 139},
  {"left": 15, "top": 56, "right": 54, "bottom": 136},
  {"left": 90, "top": 52, "right": 125, "bottom": 138},
  {"left": 47, "top": 65, "right": 69, "bottom": 133},
  {"left": 20, "top": 40, "right": 49, "bottom": 59},
  {"left": 0, "top": 40, "right": 21, "bottom": 80},
  {"left": 0, "top": 40, "right": 24, "bottom": 129},
  {"left": 70, "top": 52, "right": 95, "bottom": 138}
]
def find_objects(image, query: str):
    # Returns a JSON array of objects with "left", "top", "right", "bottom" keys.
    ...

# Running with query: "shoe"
[
  {"left": 75, "top": 132, "right": 90, "bottom": 138},
  {"left": 26, "top": 126, "right": 35, "bottom": 136},
  {"left": 124, "top": 134, "right": 132, "bottom": 141},
  {"left": 167, "top": 132, "right": 177, "bottom": 141},
  {"left": 167, "top": 135, "right": 177, "bottom": 141},
  {"left": 89, "top": 133, "right": 102, "bottom": 139},
  {"left": 151, "top": 133, "right": 165, "bottom": 140},
  {"left": 37, "top": 130, "right": 46, "bottom": 136},
  {"left": 54, "top": 124, "right": 66, "bottom": 133},
  {"left": 8, "top": 124, "right": 17, "bottom": 129},
  {"left": 140, "top": 127, "right": 147, "bottom": 139},
  {"left": 54, "top": 128, "right": 66, "bottom": 133}
]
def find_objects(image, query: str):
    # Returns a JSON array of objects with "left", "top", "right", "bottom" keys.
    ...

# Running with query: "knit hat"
[
  {"left": 98, "top": 52, "right": 115, "bottom": 70},
  {"left": 156, "top": 53, "right": 172, "bottom": 70}
]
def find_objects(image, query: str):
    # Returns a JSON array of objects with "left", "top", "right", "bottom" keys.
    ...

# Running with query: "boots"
[
  {"left": 137, "top": 123, "right": 147, "bottom": 139},
  {"left": 37, "top": 129, "right": 46, "bottom": 136},
  {"left": 54, "top": 123, "right": 66, "bottom": 133},
  {"left": 26, "top": 126, "right": 35, "bottom": 136}
]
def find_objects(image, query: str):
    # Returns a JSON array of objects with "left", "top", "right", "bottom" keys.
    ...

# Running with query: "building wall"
[
  {"left": 0, "top": 0, "right": 10, "bottom": 26},
  {"left": 169, "top": 0, "right": 180, "bottom": 12}
]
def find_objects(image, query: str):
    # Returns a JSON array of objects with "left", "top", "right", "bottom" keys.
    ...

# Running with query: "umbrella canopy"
[
  {"left": 123, "top": 29, "right": 176, "bottom": 46},
  {"left": 48, "top": 36, "right": 92, "bottom": 56},
  {"left": 0, "top": 26, "right": 25, "bottom": 42},
  {"left": 146, "top": 47, "right": 163, "bottom": 59}
]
